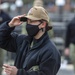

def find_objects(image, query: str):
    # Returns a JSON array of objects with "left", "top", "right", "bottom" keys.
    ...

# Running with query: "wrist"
[{"left": 8, "top": 22, "right": 14, "bottom": 27}]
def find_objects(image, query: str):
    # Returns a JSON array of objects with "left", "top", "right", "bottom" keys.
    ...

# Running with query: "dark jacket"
[
  {"left": 0, "top": 10, "right": 11, "bottom": 24},
  {"left": 0, "top": 21, "right": 61, "bottom": 75},
  {"left": 65, "top": 17, "right": 75, "bottom": 48}
]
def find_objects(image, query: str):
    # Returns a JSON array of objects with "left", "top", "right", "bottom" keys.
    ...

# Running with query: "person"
[
  {"left": 65, "top": 17, "right": 75, "bottom": 72},
  {"left": 0, "top": 8, "right": 11, "bottom": 75},
  {"left": 0, "top": 6, "right": 61, "bottom": 75}
]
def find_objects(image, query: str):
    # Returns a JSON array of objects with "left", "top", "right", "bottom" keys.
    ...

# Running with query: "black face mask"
[{"left": 26, "top": 22, "right": 42, "bottom": 37}]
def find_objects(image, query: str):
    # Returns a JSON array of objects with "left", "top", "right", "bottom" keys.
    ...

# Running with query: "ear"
[{"left": 41, "top": 21, "right": 46, "bottom": 28}]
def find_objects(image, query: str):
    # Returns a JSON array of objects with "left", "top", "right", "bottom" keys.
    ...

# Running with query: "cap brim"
[
  {"left": 20, "top": 15, "right": 42, "bottom": 22},
  {"left": 20, "top": 17, "right": 27, "bottom": 22}
]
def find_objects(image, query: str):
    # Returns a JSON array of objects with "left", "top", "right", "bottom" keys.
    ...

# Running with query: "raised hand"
[{"left": 8, "top": 14, "right": 26, "bottom": 27}]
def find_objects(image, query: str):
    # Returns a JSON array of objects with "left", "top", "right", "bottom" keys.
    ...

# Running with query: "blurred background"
[{"left": 0, "top": 0, "right": 75, "bottom": 75}]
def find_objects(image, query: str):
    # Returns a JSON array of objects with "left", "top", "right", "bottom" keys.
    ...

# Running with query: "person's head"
[{"left": 20, "top": 6, "right": 52, "bottom": 37}]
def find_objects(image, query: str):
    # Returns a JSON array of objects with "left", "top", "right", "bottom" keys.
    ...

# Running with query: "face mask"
[{"left": 26, "top": 22, "right": 42, "bottom": 37}]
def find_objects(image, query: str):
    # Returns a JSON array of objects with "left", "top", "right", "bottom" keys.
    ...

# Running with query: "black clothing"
[
  {"left": 0, "top": 21, "right": 61, "bottom": 75},
  {"left": 0, "top": 10, "right": 11, "bottom": 24},
  {"left": 65, "top": 17, "right": 75, "bottom": 48}
]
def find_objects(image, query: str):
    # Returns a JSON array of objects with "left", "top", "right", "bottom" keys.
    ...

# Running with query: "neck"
[{"left": 34, "top": 30, "right": 45, "bottom": 39}]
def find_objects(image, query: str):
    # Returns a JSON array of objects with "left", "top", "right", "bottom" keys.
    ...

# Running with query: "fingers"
[
  {"left": 5, "top": 67, "right": 12, "bottom": 71},
  {"left": 2, "top": 64, "right": 18, "bottom": 75},
  {"left": 9, "top": 14, "right": 26, "bottom": 27},
  {"left": 4, "top": 68, "right": 12, "bottom": 75},
  {"left": 2, "top": 64, "right": 12, "bottom": 71},
  {"left": 3, "top": 64, "right": 10, "bottom": 68},
  {"left": 2, "top": 64, "right": 12, "bottom": 75},
  {"left": 19, "top": 14, "right": 26, "bottom": 17},
  {"left": 15, "top": 14, "right": 26, "bottom": 19},
  {"left": 18, "top": 22, "right": 23, "bottom": 25}
]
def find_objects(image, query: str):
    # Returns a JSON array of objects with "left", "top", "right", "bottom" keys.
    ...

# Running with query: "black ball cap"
[{"left": 20, "top": 17, "right": 27, "bottom": 22}]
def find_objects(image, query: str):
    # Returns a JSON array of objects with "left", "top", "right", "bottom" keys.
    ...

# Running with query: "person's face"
[
  {"left": 27, "top": 19, "right": 41, "bottom": 25},
  {"left": 26, "top": 19, "right": 47, "bottom": 37}
]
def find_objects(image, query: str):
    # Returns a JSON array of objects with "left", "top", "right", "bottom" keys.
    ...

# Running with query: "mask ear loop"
[
  {"left": 38, "top": 21, "right": 44, "bottom": 32},
  {"left": 38, "top": 21, "right": 42, "bottom": 26}
]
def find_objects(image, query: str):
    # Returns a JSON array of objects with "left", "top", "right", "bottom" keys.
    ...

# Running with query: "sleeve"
[
  {"left": 0, "top": 21, "right": 18, "bottom": 52},
  {"left": 17, "top": 51, "right": 60, "bottom": 75},
  {"left": 0, "top": 11, "right": 11, "bottom": 24}
]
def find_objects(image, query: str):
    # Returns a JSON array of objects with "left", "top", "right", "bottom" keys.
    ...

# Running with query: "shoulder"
[
  {"left": 44, "top": 39, "right": 58, "bottom": 52},
  {"left": 40, "top": 39, "right": 60, "bottom": 59}
]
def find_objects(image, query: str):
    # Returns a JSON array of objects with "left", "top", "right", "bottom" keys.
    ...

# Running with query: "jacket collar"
[{"left": 31, "top": 32, "right": 50, "bottom": 50}]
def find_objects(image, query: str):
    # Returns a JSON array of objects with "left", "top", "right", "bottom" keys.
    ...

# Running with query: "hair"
[{"left": 40, "top": 19, "right": 52, "bottom": 31}]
